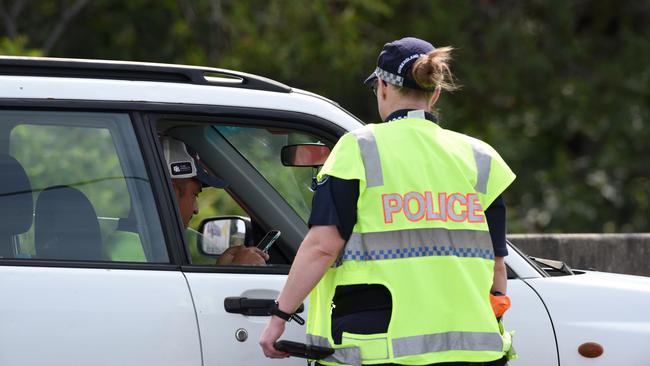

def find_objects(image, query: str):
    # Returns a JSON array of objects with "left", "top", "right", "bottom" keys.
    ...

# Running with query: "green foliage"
[
  {"left": 2, "top": 0, "right": 648, "bottom": 233},
  {"left": 10, "top": 124, "right": 130, "bottom": 217},
  {"left": 0, "top": 36, "right": 41, "bottom": 56}
]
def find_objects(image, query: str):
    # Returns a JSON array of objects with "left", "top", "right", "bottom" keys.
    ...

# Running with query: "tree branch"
[
  {"left": 9, "top": 0, "right": 26, "bottom": 18},
  {"left": 42, "top": 0, "right": 89, "bottom": 55},
  {"left": 177, "top": 0, "right": 197, "bottom": 27},
  {"left": 0, "top": 0, "right": 22, "bottom": 39},
  {"left": 208, "top": 0, "right": 223, "bottom": 61}
]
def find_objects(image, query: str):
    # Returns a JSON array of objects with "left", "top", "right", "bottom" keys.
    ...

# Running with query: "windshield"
[{"left": 215, "top": 125, "right": 331, "bottom": 222}]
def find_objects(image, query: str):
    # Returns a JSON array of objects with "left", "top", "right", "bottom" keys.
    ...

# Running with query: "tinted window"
[
  {"left": 0, "top": 111, "right": 168, "bottom": 263},
  {"left": 186, "top": 188, "right": 247, "bottom": 265}
]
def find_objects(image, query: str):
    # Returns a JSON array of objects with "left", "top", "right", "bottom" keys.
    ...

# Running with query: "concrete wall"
[{"left": 507, "top": 234, "right": 650, "bottom": 277}]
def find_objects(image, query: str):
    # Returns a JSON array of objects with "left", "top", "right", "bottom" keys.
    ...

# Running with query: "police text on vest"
[{"left": 382, "top": 192, "right": 485, "bottom": 224}]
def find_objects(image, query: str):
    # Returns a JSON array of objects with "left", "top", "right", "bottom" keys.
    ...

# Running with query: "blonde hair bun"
[{"left": 411, "top": 46, "right": 456, "bottom": 91}]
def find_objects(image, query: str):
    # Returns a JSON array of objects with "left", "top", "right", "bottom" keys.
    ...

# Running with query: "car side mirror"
[
  {"left": 197, "top": 216, "right": 251, "bottom": 256},
  {"left": 281, "top": 144, "right": 331, "bottom": 167}
]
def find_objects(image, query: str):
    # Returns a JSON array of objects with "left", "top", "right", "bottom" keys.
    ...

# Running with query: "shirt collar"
[{"left": 384, "top": 109, "right": 438, "bottom": 124}]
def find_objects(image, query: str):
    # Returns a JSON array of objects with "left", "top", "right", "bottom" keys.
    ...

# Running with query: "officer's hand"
[
  {"left": 260, "top": 316, "right": 289, "bottom": 358},
  {"left": 217, "top": 246, "right": 269, "bottom": 265}
]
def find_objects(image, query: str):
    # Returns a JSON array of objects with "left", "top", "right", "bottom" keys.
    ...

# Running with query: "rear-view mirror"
[
  {"left": 197, "top": 216, "right": 251, "bottom": 256},
  {"left": 281, "top": 143, "right": 331, "bottom": 167}
]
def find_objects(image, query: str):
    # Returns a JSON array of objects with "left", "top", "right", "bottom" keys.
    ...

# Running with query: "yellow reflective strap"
[
  {"left": 498, "top": 319, "right": 518, "bottom": 361},
  {"left": 307, "top": 334, "right": 361, "bottom": 366},
  {"left": 341, "top": 332, "right": 389, "bottom": 361},
  {"left": 309, "top": 330, "right": 505, "bottom": 365}
]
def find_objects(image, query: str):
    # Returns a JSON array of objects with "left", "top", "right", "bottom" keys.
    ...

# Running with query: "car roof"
[
  {"left": 0, "top": 56, "right": 292, "bottom": 92},
  {"left": 0, "top": 56, "right": 362, "bottom": 131}
]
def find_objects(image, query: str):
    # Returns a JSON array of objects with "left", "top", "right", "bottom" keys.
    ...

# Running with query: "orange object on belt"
[{"left": 490, "top": 294, "right": 511, "bottom": 318}]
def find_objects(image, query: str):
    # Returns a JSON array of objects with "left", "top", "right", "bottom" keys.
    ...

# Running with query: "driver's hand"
[{"left": 217, "top": 246, "right": 269, "bottom": 266}]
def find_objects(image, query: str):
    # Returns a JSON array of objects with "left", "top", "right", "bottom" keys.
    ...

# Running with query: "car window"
[
  {"left": 2, "top": 111, "right": 168, "bottom": 263},
  {"left": 215, "top": 125, "right": 326, "bottom": 222},
  {"left": 186, "top": 187, "right": 247, "bottom": 265}
]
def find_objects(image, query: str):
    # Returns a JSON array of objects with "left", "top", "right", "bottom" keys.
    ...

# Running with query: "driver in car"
[{"left": 105, "top": 137, "right": 268, "bottom": 265}]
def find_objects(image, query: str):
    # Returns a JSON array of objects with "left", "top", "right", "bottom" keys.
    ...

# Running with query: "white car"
[{"left": 0, "top": 57, "right": 647, "bottom": 366}]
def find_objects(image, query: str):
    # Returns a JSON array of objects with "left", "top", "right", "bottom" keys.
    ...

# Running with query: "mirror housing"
[
  {"left": 197, "top": 216, "right": 251, "bottom": 256},
  {"left": 281, "top": 143, "right": 330, "bottom": 167}
]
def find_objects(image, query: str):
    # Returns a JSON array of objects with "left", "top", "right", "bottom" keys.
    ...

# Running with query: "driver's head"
[
  {"left": 172, "top": 177, "right": 201, "bottom": 228},
  {"left": 161, "top": 137, "right": 227, "bottom": 227}
]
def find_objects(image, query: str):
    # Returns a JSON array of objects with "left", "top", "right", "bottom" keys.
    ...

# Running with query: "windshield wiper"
[{"left": 528, "top": 256, "right": 574, "bottom": 276}]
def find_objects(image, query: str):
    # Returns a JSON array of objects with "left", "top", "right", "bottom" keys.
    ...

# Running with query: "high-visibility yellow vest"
[{"left": 308, "top": 110, "right": 516, "bottom": 365}]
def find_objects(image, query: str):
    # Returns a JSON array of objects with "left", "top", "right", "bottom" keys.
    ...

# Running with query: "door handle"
[{"left": 224, "top": 297, "right": 304, "bottom": 316}]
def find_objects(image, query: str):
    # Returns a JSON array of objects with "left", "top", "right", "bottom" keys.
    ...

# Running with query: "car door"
[
  {"left": 0, "top": 110, "right": 201, "bottom": 366},
  {"left": 153, "top": 115, "right": 339, "bottom": 366}
]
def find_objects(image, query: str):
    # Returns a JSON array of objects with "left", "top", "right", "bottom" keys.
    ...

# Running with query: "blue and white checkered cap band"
[{"left": 375, "top": 67, "right": 404, "bottom": 87}]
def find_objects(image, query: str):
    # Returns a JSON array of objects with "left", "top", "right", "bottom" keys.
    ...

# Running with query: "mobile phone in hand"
[{"left": 256, "top": 230, "right": 281, "bottom": 253}]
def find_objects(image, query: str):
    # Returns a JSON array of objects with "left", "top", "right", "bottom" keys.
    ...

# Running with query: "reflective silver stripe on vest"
[
  {"left": 308, "top": 332, "right": 503, "bottom": 364},
  {"left": 466, "top": 138, "right": 492, "bottom": 194},
  {"left": 307, "top": 334, "right": 361, "bottom": 366},
  {"left": 341, "top": 228, "right": 494, "bottom": 262},
  {"left": 392, "top": 331, "right": 504, "bottom": 358},
  {"left": 352, "top": 127, "right": 384, "bottom": 188}
]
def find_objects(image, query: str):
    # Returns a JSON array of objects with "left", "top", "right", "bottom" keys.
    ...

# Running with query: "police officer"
[{"left": 260, "top": 37, "right": 515, "bottom": 365}]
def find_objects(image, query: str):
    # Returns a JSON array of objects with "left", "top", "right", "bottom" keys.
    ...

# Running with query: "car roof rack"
[{"left": 0, "top": 56, "right": 292, "bottom": 93}]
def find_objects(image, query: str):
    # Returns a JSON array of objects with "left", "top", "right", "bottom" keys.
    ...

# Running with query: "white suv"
[{"left": 0, "top": 57, "right": 648, "bottom": 366}]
